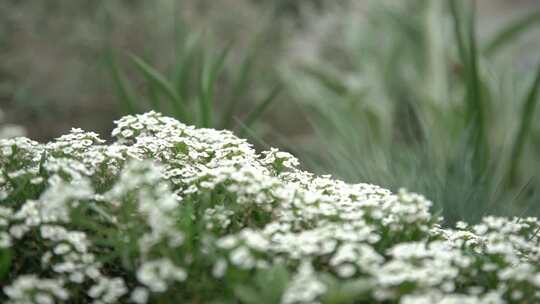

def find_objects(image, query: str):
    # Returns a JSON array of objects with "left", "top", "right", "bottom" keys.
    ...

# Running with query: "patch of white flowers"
[{"left": 1, "top": 111, "right": 540, "bottom": 303}]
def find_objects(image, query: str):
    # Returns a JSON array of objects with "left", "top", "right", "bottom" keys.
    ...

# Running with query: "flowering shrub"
[{"left": 1, "top": 111, "right": 540, "bottom": 303}]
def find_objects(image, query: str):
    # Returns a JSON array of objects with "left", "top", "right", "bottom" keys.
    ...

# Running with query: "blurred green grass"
[
  {"left": 284, "top": 0, "right": 540, "bottom": 224},
  {"left": 106, "top": 32, "right": 281, "bottom": 134}
]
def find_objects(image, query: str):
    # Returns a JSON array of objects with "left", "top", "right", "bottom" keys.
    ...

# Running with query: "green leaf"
[
  {"left": 234, "top": 264, "right": 290, "bottom": 304},
  {"left": 238, "top": 85, "right": 281, "bottom": 137},
  {"left": 0, "top": 249, "right": 11, "bottom": 280},
  {"left": 300, "top": 65, "right": 348, "bottom": 96},
  {"left": 105, "top": 50, "right": 139, "bottom": 114},
  {"left": 173, "top": 33, "right": 203, "bottom": 101},
  {"left": 449, "top": 0, "right": 468, "bottom": 72},
  {"left": 146, "top": 80, "right": 162, "bottom": 110},
  {"left": 449, "top": 0, "right": 488, "bottom": 174},
  {"left": 465, "top": 2, "right": 488, "bottom": 171},
  {"left": 320, "top": 274, "right": 372, "bottom": 304},
  {"left": 234, "top": 285, "right": 260, "bottom": 304},
  {"left": 484, "top": 11, "right": 540, "bottom": 57},
  {"left": 128, "top": 53, "right": 187, "bottom": 120},
  {"left": 255, "top": 264, "right": 289, "bottom": 302},
  {"left": 221, "top": 49, "right": 257, "bottom": 129},
  {"left": 508, "top": 64, "right": 540, "bottom": 186},
  {"left": 198, "top": 45, "right": 230, "bottom": 127}
]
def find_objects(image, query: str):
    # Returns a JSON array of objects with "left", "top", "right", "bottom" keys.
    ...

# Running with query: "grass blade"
[
  {"left": 449, "top": 0, "right": 488, "bottom": 173},
  {"left": 508, "top": 64, "right": 540, "bottom": 186},
  {"left": 198, "top": 45, "right": 229, "bottom": 127},
  {"left": 466, "top": 2, "right": 488, "bottom": 169},
  {"left": 0, "top": 249, "right": 11, "bottom": 280},
  {"left": 146, "top": 81, "right": 162, "bottom": 110},
  {"left": 238, "top": 84, "right": 281, "bottom": 137},
  {"left": 128, "top": 53, "right": 186, "bottom": 120},
  {"left": 221, "top": 49, "right": 257, "bottom": 129},
  {"left": 173, "top": 33, "right": 202, "bottom": 101},
  {"left": 300, "top": 65, "right": 348, "bottom": 95},
  {"left": 484, "top": 11, "right": 540, "bottom": 57},
  {"left": 449, "top": 1, "right": 468, "bottom": 70},
  {"left": 105, "top": 51, "right": 139, "bottom": 114}
]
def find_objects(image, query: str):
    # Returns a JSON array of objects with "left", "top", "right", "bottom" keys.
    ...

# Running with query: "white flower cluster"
[
  {"left": 282, "top": 261, "right": 327, "bottom": 304},
  {"left": 1, "top": 111, "right": 540, "bottom": 303},
  {"left": 4, "top": 275, "right": 69, "bottom": 304}
]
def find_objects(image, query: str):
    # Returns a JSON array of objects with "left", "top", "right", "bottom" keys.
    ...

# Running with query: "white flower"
[
  {"left": 136, "top": 259, "right": 187, "bottom": 293},
  {"left": 212, "top": 258, "right": 228, "bottom": 278},
  {"left": 130, "top": 287, "right": 149, "bottom": 304},
  {"left": 282, "top": 261, "right": 326, "bottom": 304}
]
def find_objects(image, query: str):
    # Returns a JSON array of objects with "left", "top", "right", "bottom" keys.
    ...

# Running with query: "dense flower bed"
[{"left": 1, "top": 111, "right": 539, "bottom": 303}]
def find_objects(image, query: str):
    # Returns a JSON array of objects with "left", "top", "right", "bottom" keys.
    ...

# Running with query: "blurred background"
[{"left": 1, "top": 0, "right": 540, "bottom": 225}]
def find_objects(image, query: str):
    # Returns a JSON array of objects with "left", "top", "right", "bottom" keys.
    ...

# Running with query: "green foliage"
[
  {"left": 484, "top": 10, "right": 540, "bottom": 57},
  {"left": 285, "top": 0, "right": 540, "bottom": 224},
  {"left": 449, "top": 0, "right": 488, "bottom": 174},
  {"left": 0, "top": 249, "right": 11, "bottom": 280},
  {"left": 234, "top": 264, "right": 290, "bottom": 304},
  {"left": 107, "top": 32, "right": 279, "bottom": 132},
  {"left": 320, "top": 276, "right": 372, "bottom": 304},
  {"left": 508, "top": 65, "right": 540, "bottom": 186}
]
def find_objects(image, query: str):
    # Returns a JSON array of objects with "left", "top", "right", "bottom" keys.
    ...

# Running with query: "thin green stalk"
[
  {"left": 128, "top": 53, "right": 187, "bottom": 121},
  {"left": 100, "top": 5, "right": 138, "bottom": 114},
  {"left": 450, "top": 0, "right": 488, "bottom": 174},
  {"left": 221, "top": 51, "right": 256, "bottom": 129},
  {"left": 198, "top": 46, "right": 229, "bottom": 127},
  {"left": 449, "top": 1, "right": 468, "bottom": 71},
  {"left": 484, "top": 11, "right": 540, "bottom": 57},
  {"left": 104, "top": 50, "right": 139, "bottom": 114},
  {"left": 466, "top": 2, "right": 488, "bottom": 170},
  {"left": 238, "top": 85, "right": 281, "bottom": 137},
  {"left": 508, "top": 64, "right": 540, "bottom": 186},
  {"left": 174, "top": 33, "right": 202, "bottom": 102}
]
